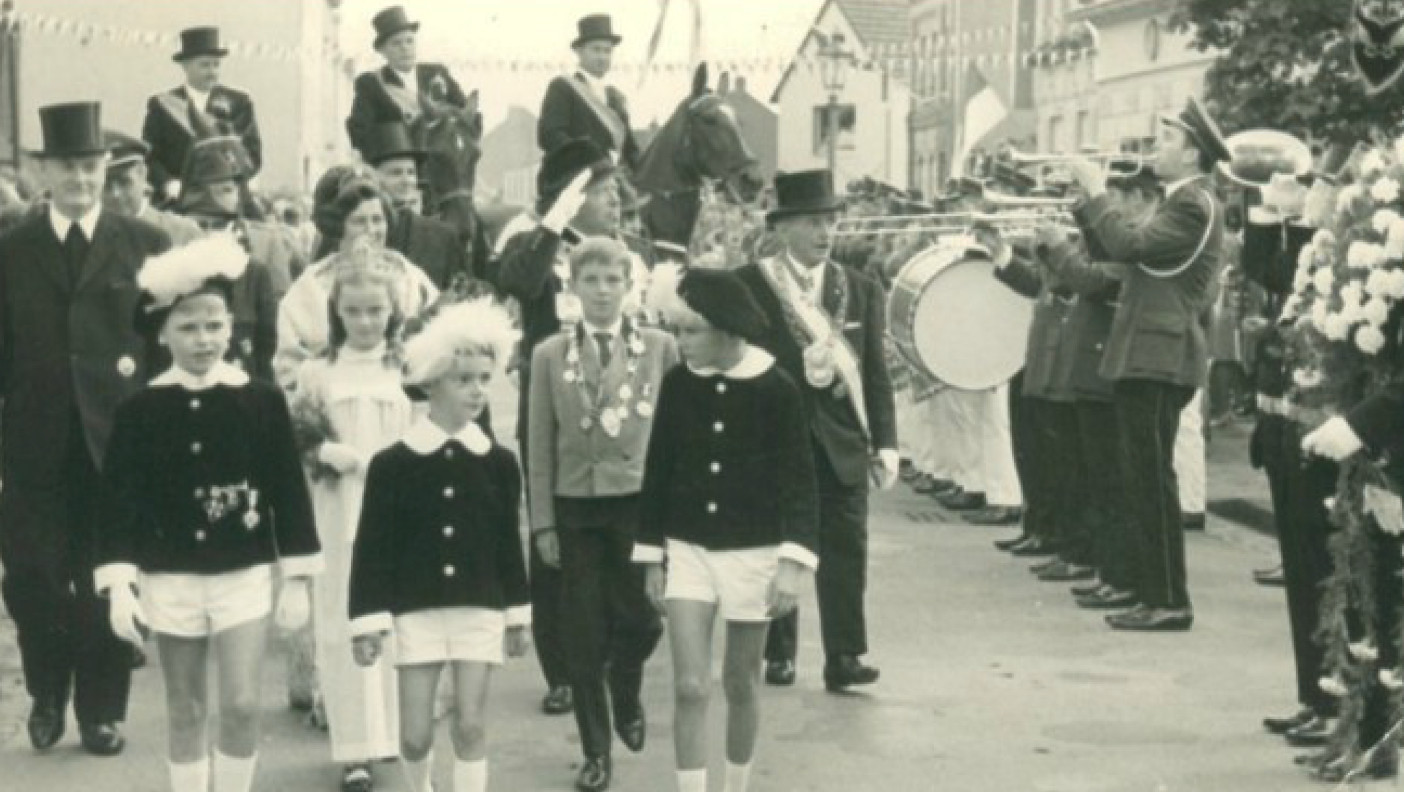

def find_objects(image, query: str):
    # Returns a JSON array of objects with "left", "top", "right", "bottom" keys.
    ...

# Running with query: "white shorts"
[
  {"left": 664, "top": 539, "right": 779, "bottom": 623},
  {"left": 141, "top": 565, "right": 273, "bottom": 638},
  {"left": 393, "top": 607, "right": 505, "bottom": 666}
]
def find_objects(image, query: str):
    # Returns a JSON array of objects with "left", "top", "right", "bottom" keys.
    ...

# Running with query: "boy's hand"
[{"left": 352, "top": 634, "right": 383, "bottom": 667}]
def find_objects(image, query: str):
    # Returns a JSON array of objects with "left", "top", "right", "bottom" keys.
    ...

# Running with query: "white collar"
[
  {"left": 401, "top": 416, "right": 492, "bottom": 456},
  {"left": 150, "top": 361, "right": 250, "bottom": 391},
  {"left": 582, "top": 318, "right": 624, "bottom": 339},
  {"left": 185, "top": 84, "right": 212, "bottom": 106},
  {"left": 338, "top": 342, "right": 389, "bottom": 363},
  {"left": 783, "top": 250, "right": 826, "bottom": 275},
  {"left": 686, "top": 345, "right": 774, "bottom": 380},
  {"left": 1163, "top": 174, "right": 1202, "bottom": 198},
  {"left": 48, "top": 203, "right": 101, "bottom": 243},
  {"left": 393, "top": 65, "right": 416, "bottom": 83}
]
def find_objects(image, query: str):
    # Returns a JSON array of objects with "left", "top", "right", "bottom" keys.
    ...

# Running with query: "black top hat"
[
  {"left": 173, "top": 27, "right": 228, "bottom": 62},
  {"left": 677, "top": 267, "right": 769, "bottom": 342},
  {"left": 573, "top": 14, "right": 622, "bottom": 48},
  {"left": 766, "top": 170, "right": 845, "bottom": 224},
  {"left": 104, "top": 129, "right": 151, "bottom": 170},
  {"left": 373, "top": 6, "right": 420, "bottom": 49},
  {"left": 362, "top": 122, "right": 425, "bottom": 166},
  {"left": 34, "top": 102, "right": 105, "bottom": 159},
  {"left": 1160, "top": 96, "right": 1231, "bottom": 165},
  {"left": 536, "top": 138, "right": 615, "bottom": 213}
]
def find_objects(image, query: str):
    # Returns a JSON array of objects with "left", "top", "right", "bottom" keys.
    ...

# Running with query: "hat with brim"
[
  {"left": 104, "top": 129, "right": 150, "bottom": 171},
  {"left": 676, "top": 267, "right": 769, "bottom": 342},
  {"left": 1159, "top": 96, "right": 1232, "bottom": 164},
  {"left": 362, "top": 121, "right": 426, "bottom": 167},
  {"left": 766, "top": 170, "right": 845, "bottom": 225},
  {"left": 373, "top": 6, "right": 420, "bottom": 49},
  {"left": 536, "top": 138, "right": 616, "bottom": 213},
  {"left": 173, "top": 27, "right": 228, "bottom": 62},
  {"left": 572, "top": 14, "right": 622, "bottom": 48},
  {"left": 31, "top": 102, "right": 106, "bottom": 159}
]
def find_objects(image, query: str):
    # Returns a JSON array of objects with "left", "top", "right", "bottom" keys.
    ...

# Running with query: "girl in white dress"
[{"left": 292, "top": 241, "right": 415, "bottom": 792}]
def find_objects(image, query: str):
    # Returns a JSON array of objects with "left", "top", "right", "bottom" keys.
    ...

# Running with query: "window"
[{"left": 813, "top": 104, "right": 857, "bottom": 155}]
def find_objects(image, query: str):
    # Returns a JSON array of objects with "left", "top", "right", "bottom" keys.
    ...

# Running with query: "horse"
[
  {"left": 632, "top": 63, "right": 764, "bottom": 261},
  {"left": 410, "top": 91, "right": 496, "bottom": 293}
]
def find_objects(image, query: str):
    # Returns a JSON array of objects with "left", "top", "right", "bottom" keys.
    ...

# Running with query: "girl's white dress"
[{"left": 296, "top": 345, "right": 413, "bottom": 762}]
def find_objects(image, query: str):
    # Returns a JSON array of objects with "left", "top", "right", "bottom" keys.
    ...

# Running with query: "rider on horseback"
[{"left": 539, "top": 14, "right": 640, "bottom": 171}]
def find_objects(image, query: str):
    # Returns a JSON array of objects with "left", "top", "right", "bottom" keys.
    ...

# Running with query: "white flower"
[
  {"left": 1365, "top": 296, "right": 1392, "bottom": 325},
  {"left": 1389, "top": 219, "right": 1404, "bottom": 259},
  {"left": 1357, "top": 324, "right": 1388, "bottom": 354},
  {"left": 1297, "top": 244, "right": 1316, "bottom": 270},
  {"left": 1350, "top": 641, "right": 1381, "bottom": 662},
  {"left": 1373, "top": 176, "right": 1402, "bottom": 204},
  {"left": 1348, "top": 241, "right": 1387, "bottom": 269},
  {"left": 1282, "top": 295, "right": 1305, "bottom": 319},
  {"left": 1311, "top": 301, "right": 1331, "bottom": 331},
  {"left": 1340, "top": 297, "right": 1366, "bottom": 323},
  {"left": 1342, "top": 281, "right": 1366, "bottom": 305},
  {"left": 1388, "top": 269, "right": 1404, "bottom": 299},
  {"left": 1319, "top": 676, "right": 1349, "bottom": 697},
  {"left": 1293, "top": 368, "right": 1324, "bottom": 389},
  {"left": 1366, "top": 268, "right": 1392, "bottom": 297},
  {"left": 1293, "top": 267, "right": 1313, "bottom": 293},
  {"left": 1323, "top": 313, "right": 1353, "bottom": 341},
  {"left": 1313, "top": 266, "right": 1336, "bottom": 293},
  {"left": 1361, "top": 150, "right": 1387, "bottom": 177},
  {"left": 1374, "top": 208, "right": 1402, "bottom": 234},
  {"left": 1337, "top": 184, "right": 1364, "bottom": 213}
]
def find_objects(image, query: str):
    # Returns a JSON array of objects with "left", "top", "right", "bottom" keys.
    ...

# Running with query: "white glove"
[
  {"left": 164, "top": 179, "right": 182, "bottom": 200},
  {"left": 541, "top": 170, "right": 593, "bottom": 234},
  {"left": 1302, "top": 416, "right": 1365, "bottom": 462},
  {"left": 318, "top": 442, "right": 363, "bottom": 474},
  {"left": 109, "top": 584, "right": 147, "bottom": 646},
  {"left": 275, "top": 580, "right": 311, "bottom": 630}
]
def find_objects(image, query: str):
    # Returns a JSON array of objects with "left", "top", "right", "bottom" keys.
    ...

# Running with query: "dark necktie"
[
  {"left": 64, "top": 223, "right": 89, "bottom": 288},
  {"left": 594, "top": 332, "right": 614, "bottom": 370}
]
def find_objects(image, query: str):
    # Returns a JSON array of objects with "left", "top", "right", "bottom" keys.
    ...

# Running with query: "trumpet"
[
  {"left": 1008, "top": 149, "right": 1152, "bottom": 177},
  {"left": 831, "top": 210, "right": 1074, "bottom": 238}
]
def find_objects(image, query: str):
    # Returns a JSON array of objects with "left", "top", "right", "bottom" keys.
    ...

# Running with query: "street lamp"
[{"left": 820, "top": 33, "right": 852, "bottom": 177}]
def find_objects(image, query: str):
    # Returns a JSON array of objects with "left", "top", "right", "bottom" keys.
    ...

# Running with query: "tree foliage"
[{"left": 1169, "top": 0, "right": 1404, "bottom": 147}]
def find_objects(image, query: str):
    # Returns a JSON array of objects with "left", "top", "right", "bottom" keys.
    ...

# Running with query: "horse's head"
[
  {"left": 416, "top": 90, "right": 483, "bottom": 200},
  {"left": 676, "top": 64, "right": 763, "bottom": 203}
]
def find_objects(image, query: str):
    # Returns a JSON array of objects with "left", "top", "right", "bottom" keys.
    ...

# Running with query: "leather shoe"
[
  {"left": 1295, "top": 749, "right": 1340, "bottom": 768},
  {"left": 963, "top": 505, "right": 1023, "bottom": 526},
  {"left": 1037, "top": 561, "right": 1096, "bottom": 582},
  {"left": 1075, "top": 587, "right": 1138, "bottom": 609},
  {"left": 1106, "top": 606, "right": 1193, "bottom": 631},
  {"left": 939, "top": 490, "right": 987, "bottom": 511},
  {"left": 764, "top": 659, "right": 795, "bottom": 686},
  {"left": 575, "top": 755, "right": 612, "bottom": 792},
  {"left": 1009, "top": 537, "right": 1057, "bottom": 558},
  {"left": 1070, "top": 581, "right": 1104, "bottom": 597},
  {"left": 994, "top": 532, "right": 1030, "bottom": 551},
  {"left": 913, "top": 476, "right": 949, "bottom": 494},
  {"left": 1311, "top": 744, "right": 1398, "bottom": 782},
  {"left": 614, "top": 707, "right": 646, "bottom": 753},
  {"left": 1028, "top": 557, "right": 1062, "bottom": 574},
  {"left": 78, "top": 722, "right": 125, "bottom": 757},
  {"left": 1264, "top": 708, "right": 1315, "bottom": 735},
  {"left": 1253, "top": 564, "right": 1286, "bottom": 586},
  {"left": 824, "top": 655, "right": 880, "bottom": 692},
  {"left": 1284, "top": 716, "right": 1336, "bottom": 748},
  {"left": 926, "top": 479, "right": 961, "bottom": 497},
  {"left": 27, "top": 696, "right": 65, "bottom": 750},
  {"left": 541, "top": 685, "right": 574, "bottom": 715}
]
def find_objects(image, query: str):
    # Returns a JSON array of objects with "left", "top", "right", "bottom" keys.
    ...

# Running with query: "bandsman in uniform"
[
  {"left": 101, "top": 131, "right": 203, "bottom": 246},
  {"left": 346, "top": 5, "right": 469, "bottom": 158},
  {"left": 142, "top": 27, "right": 262, "bottom": 207},
  {"left": 538, "top": 14, "right": 640, "bottom": 171}
]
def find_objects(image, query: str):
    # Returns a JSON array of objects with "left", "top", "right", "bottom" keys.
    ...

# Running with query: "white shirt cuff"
[
  {"left": 350, "top": 613, "right": 393, "bottom": 637},
  {"left": 280, "top": 553, "right": 324, "bottom": 579},
  {"left": 632, "top": 542, "right": 665, "bottom": 564},
  {"left": 778, "top": 542, "right": 819, "bottom": 571},
  {"left": 94, "top": 563, "right": 140, "bottom": 595},
  {"left": 505, "top": 605, "right": 531, "bottom": 628}
]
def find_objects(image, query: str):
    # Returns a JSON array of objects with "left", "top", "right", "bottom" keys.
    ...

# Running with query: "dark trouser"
[
  {"left": 1113, "top": 379, "right": 1195, "bottom": 610},
  {"left": 766, "top": 450, "right": 870, "bottom": 663},
  {"left": 1015, "top": 396, "right": 1053, "bottom": 544},
  {"left": 556, "top": 496, "right": 662, "bottom": 760},
  {"left": 1039, "top": 400, "right": 1087, "bottom": 563},
  {"left": 1076, "top": 398, "right": 1134, "bottom": 592},
  {"left": 1258, "top": 415, "right": 1336, "bottom": 716},
  {"left": 1356, "top": 528, "right": 1403, "bottom": 747},
  {"left": 0, "top": 416, "right": 132, "bottom": 725},
  {"left": 1007, "top": 372, "right": 1033, "bottom": 517}
]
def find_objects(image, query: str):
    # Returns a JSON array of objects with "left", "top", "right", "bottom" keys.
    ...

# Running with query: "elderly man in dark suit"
[
  {"left": 735, "top": 170, "right": 898, "bottom": 692},
  {"left": 538, "top": 14, "right": 640, "bottom": 170},
  {"left": 0, "top": 102, "right": 171, "bottom": 757},
  {"left": 345, "top": 6, "right": 468, "bottom": 158},
  {"left": 141, "top": 27, "right": 262, "bottom": 206}
]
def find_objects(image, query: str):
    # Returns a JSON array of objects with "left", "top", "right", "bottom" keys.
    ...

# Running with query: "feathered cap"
[
  {"left": 135, "top": 233, "right": 248, "bottom": 334},
  {"left": 402, "top": 298, "right": 519, "bottom": 387}
]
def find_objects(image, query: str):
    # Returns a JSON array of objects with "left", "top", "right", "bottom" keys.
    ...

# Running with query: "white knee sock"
[
  {"left": 452, "top": 758, "right": 487, "bottom": 792},
  {"left": 212, "top": 751, "right": 256, "bottom": 792},
  {"left": 677, "top": 768, "right": 707, "bottom": 792},
  {"left": 404, "top": 754, "right": 434, "bottom": 792},
  {"left": 725, "top": 761, "right": 753, "bottom": 792},
  {"left": 168, "top": 756, "right": 209, "bottom": 792}
]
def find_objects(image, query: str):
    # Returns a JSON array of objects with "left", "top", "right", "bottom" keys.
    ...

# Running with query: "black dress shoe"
[
  {"left": 764, "top": 659, "right": 795, "bottom": 686},
  {"left": 78, "top": 722, "right": 125, "bottom": 757},
  {"left": 1038, "top": 561, "right": 1096, "bottom": 582},
  {"left": 926, "top": 479, "right": 961, "bottom": 497},
  {"left": 1070, "top": 581, "right": 1103, "bottom": 597},
  {"left": 994, "top": 532, "right": 1030, "bottom": 551},
  {"left": 963, "top": 505, "right": 1023, "bottom": 525},
  {"left": 614, "top": 707, "right": 646, "bottom": 753},
  {"left": 541, "top": 685, "right": 574, "bottom": 715},
  {"left": 939, "top": 490, "right": 987, "bottom": 511},
  {"left": 1029, "top": 557, "right": 1062, "bottom": 574},
  {"left": 1182, "top": 512, "right": 1206, "bottom": 531},
  {"left": 1253, "top": 564, "right": 1286, "bottom": 586},
  {"left": 1075, "top": 588, "right": 1138, "bottom": 609},
  {"left": 1106, "top": 606, "right": 1193, "bottom": 631},
  {"left": 27, "top": 696, "right": 65, "bottom": 750},
  {"left": 824, "top": 655, "right": 880, "bottom": 692},
  {"left": 1264, "top": 708, "right": 1315, "bottom": 735},
  {"left": 1284, "top": 716, "right": 1337, "bottom": 747},
  {"left": 1009, "top": 537, "right": 1057, "bottom": 557},
  {"left": 575, "top": 755, "right": 612, "bottom": 792},
  {"left": 1311, "top": 744, "right": 1398, "bottom": 782}
]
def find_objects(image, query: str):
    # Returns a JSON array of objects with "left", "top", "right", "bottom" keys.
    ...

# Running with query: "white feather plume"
[
  {"left": 137, "top": 233, "right": 249, "bottom": 308},
  {"left": 403, "top": 298, "right": 520, "bottom": 386},
  {"left": 642, "top": 259, "right": 686, "bottom": 320}
]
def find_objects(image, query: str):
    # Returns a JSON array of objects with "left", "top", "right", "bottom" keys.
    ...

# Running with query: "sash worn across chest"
[
  {"left": 376, "top": 71, "right": 424, "bottom": 123},
  {"left": 562, "top": 74, "right": 627, "bottom": 152}
]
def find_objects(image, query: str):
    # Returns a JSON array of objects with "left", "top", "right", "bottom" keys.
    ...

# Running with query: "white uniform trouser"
[
  {"left": 945, "top": 386, "right": 1022, "bottom": 507},
  {"left": 1173, "top": 389, "right": 1206, "bottom": 515},
  {"left": 895, "top": 389, "right": 923, "bottom": 467}
]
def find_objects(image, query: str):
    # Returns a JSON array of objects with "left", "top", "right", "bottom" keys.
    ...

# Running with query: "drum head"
[{"left": 909, "top": 257, "right": 1034, "bottom": 390}]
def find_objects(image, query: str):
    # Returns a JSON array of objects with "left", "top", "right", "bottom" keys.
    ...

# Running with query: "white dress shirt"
[
  {"left": 185, "top": 85, "right": 211, "bottom": 114},
  {"left": 48, "top": 203, "right": 101, "bottom": 244}
]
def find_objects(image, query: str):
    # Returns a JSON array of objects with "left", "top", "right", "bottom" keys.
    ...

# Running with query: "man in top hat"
[
  {"left": 1064, "top": 96, "right": 1230, "bottom": 632},
  {"left": 362, "top": 120, "right": 478, "bottom": 291},
  {"left": 102, "top": 130, "right": 203, "bottom": 246},
  {"left": 346, "top": 5, "right": 469, "bottom": 158},
  {"left": 141, "top": 26, "right": 262, "bottom": 206},
  {"left": 538, "top": 14, "right": 640, "bottom": 170},
  {"left": 0, "top": 102, "right": 172, "bottom": 756},
  {"left": 735, "top": 169, "right": 898, "bottom": 691}
]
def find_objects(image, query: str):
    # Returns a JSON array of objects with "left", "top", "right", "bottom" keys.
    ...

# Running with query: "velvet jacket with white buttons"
[
  {"left": 633, "top": 347, "right": 820, "bottom": 569},
  {"left": 348, "top": 419, "right": 530, "bottom": 636},
  {"left": 94, "top": 363, "right": 322, "bottom": 593}
]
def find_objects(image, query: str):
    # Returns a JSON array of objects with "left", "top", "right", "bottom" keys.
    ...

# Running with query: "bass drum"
[{"left": 888, "top": 244, "right": 1034, "bottom": 391}]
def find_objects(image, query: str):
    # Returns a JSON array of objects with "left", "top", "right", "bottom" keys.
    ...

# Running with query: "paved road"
[{"left": 0, "top": 418, "right": 1383, "bottom": 791}]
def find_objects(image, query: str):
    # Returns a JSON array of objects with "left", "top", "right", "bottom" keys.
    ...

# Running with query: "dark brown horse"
[{"left": 411, "top": 92, "right": 495, "bottom": 292}]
